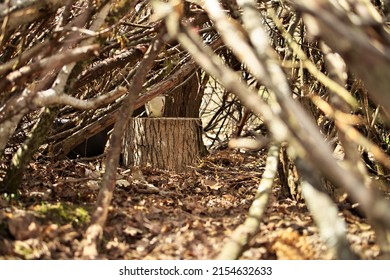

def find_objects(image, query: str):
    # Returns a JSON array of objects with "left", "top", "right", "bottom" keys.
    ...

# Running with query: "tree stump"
[{"left": 122, "top": 118, "right": 206, "bottom": 172}]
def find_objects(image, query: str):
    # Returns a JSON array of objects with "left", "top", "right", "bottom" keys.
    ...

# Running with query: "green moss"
[
  {"left": 34, "top": 202, "right": 90, "bottom": 226},
  {"left": 14, "top": 242, "right": 35, "bottom": 259}
]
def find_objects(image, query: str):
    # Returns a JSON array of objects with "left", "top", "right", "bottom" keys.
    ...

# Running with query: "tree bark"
[
  {"left": 164, "top": 72, "right": 203, "bottom": 118},
  {"left": 123, "top": 117, "right": 206, "bottom": 172}
]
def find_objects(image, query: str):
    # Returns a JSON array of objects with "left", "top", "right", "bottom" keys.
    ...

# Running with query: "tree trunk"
[
  {"left": 163, "top": 72, "right": 203, "bottom": 118},
  {"left": 123, "top": 118, "right": 206, "bottom": 172}
]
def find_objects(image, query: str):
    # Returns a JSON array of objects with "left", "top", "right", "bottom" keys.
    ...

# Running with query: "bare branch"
[
  {"left": 0, "top": 44, "right": 99, "bottom": 93},
  {"left": 217, "top": 143, "right": 280, "bottom": 259},
  {"left": 35, "top": 86, "right": 127, "bottom": 110}
]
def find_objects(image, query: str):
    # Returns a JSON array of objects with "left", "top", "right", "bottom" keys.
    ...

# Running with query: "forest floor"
[{"left": 0, "top": 149, "right": 381, "bottom": 259}]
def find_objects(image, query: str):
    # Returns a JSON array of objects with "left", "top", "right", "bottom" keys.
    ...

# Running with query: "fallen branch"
[
  {"left": 217, "top": 143, "right": 280, "bottom": 259},
  {"left": 296, "top": 158, "right": 359, "bottom": 259},
  {"left": 78, "top": 27, "right": 166, "bottom": 259}
]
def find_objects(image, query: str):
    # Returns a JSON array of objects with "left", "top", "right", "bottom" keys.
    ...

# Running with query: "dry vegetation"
[{"left": 0, "top": 0, "right": 389, "bottom": 259}]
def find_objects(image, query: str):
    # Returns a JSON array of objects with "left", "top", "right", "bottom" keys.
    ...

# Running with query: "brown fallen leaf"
[{"left": 201, "top": 178, "right": 222, "bottom": 190}]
